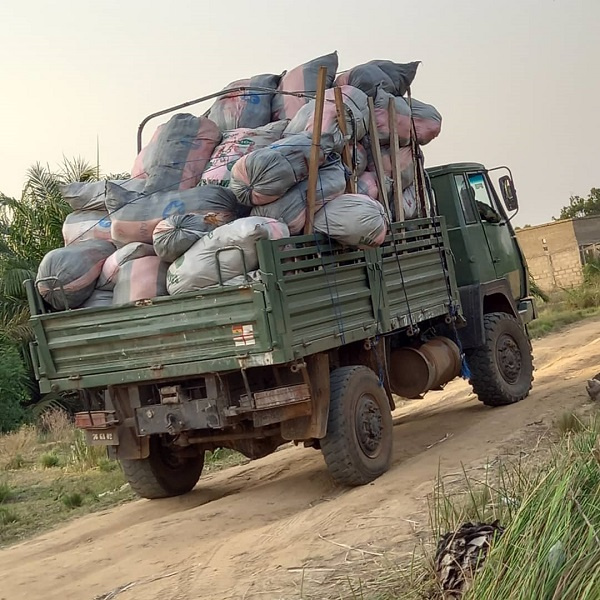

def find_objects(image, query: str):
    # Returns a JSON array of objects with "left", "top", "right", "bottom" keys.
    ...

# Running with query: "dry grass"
[{"left": 0, "top": 425, "right": 38, "bottom": 470}]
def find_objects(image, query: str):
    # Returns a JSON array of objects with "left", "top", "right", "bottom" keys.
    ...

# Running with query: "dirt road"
[{"left": 1, "top": 319, "right": 599, "bottom": 600}]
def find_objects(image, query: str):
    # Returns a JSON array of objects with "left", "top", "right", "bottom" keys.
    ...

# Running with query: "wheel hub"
[
  {"left": 355, "top": 394, "right": 383, "bottom": 458},
  {"left": 497, "top": 333, "right": 522, "bottom": 384}
]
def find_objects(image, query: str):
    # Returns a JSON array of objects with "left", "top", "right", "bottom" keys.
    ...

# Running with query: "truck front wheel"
[
  {"left": 120, "top": 436, "right": 204, "bottom": 499},
  {"left": 320, "top": 366, "right": 393, "bottom": 486},
  {"left": 466, "top": 312, "right": 533, "bottom": 407}
]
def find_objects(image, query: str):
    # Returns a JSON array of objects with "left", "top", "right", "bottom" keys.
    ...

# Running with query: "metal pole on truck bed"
[{"left": 304, "top": 66, "right": 328, "bottom": 235}]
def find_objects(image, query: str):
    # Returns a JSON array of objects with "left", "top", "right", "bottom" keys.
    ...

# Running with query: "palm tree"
[{"left": 0, "top": 158, "right": 99, "bottom": 405}]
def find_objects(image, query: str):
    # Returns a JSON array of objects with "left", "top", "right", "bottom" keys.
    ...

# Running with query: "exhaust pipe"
[{"left": 389, "top": 337, "right": 461, "bottom": 399}]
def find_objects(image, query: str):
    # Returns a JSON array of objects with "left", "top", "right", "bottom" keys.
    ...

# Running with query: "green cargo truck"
[{"left": 26, "top": 162, "right": 536, "bottom": 499}]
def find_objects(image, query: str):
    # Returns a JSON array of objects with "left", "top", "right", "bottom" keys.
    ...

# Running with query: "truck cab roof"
[{"left": 426, "top": 162, "right": 486, "bottom": 177}]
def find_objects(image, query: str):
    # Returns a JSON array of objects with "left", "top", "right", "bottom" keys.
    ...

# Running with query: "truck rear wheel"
[
  {"left": 466, "top": 312, "right": 533, "bottom": 407},
  {"left": 120, "top": 436, "right": 204, "bottom": 499},
  {"left": 320, "top": 366, "right": 393, "bottom": 486}
]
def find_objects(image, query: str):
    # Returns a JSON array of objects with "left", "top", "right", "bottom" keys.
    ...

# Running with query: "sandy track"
[{"left": 1, "top": 319, "right": 599, "bottom": 600}]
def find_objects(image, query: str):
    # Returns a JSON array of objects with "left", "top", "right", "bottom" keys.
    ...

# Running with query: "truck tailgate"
[{"left": 31, "top": 285, "right": 272, "bottom": 392}]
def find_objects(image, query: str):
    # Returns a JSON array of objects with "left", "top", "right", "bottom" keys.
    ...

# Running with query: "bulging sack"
[
  {"left": 314, "top": 194, "right": 388, "bottom": 248},
  {"left": 230, "top": 133, "right": 326, "bottom": 206},
  {"left": 59, "top": 179, "right": 145, "bottom": 212},
  {"left": 153, "top": 214, "right": 217, "bottom": 263},
  {"left": 251, "top": 158, "right": 347, "bottom": 234},
  {"left": 199, "top": 121, "right": 288, "bottom": 187},
  {"left": 81, "top": 289, "right": 114, "bottom": 309},
  {"left": 272, "top": 52, "right": 339, "bottom": 120},
  {"left": 373, "top": 89, "right": 441, "bottom": 146},
  {"left": 335, "top": 60, "right": 420, "bottom": 98},
  {"left": 98, "top": 242, "right": 156, "bottom": 291},
  {"left": 284, "top": 85, "right": 369, "bottom": 151},
  {"left": 167, "top": 217, "right": 289, "bottom": 294},
  {"left": 112, "top": 256, "right": 169, "bottom": 305},
  {"left": 207, "top": 74, "right": 281, "bottom": 131},
  {"left": 62, "top": 210, "right": 112, "bottom": 245},
  {"left": 36, "top": 240, "right": 115, "bottom": 310},
  {"left": 131, "top": 114, "right": 222, "bottom": 194},
  {"left": 106, "top": 183, "right": 238, "bottom": 245}
]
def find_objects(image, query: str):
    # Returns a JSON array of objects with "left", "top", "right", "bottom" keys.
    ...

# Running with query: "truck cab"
[{"left": 427, "top": 162, "right": 536, "bottom": 350}]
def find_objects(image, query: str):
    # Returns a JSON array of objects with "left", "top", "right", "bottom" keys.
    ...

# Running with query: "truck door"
[{"left": 464, "top": 171, "right": 524, "bottom": 299}]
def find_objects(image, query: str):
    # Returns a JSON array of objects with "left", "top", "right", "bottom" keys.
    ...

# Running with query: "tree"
[
  {"left": 0, "top": 158, "right": 98, "bottom": 411},
  {"left": 557, "top": 188, "right": 600, "bottom": 220}
]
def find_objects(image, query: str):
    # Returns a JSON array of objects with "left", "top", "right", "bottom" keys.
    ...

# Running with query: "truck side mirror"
[{"left": 499, "top": 175, "right": 518, "bottom": 211}]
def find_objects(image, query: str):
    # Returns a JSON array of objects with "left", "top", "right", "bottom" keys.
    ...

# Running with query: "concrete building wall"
[{"left": 516, "top": 220, "right": 583, "bottom": 291}]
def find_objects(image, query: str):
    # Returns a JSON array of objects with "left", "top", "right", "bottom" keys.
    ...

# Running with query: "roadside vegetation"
[
  {"left": 333, "top": 403, "right": 600, "bottom": 600},
  {"left": 528, "top": 261, "right": 600, "bottom": 339}
]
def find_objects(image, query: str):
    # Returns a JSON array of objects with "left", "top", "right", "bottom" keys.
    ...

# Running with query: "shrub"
[
  {"left": 61, "top": 491, "right": 83, "bottom": 509},
  {"left": 0, "top": 506, "right": 19, "bottom": 525},
  {"left": 0, "top": 344, "right": 29, "bottom": 433},
  {"left": 40, "top": 452, "right": 61, "bottom": 468}
]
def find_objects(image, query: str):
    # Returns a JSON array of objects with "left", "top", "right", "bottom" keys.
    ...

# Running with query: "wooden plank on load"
[
  {"left": 388, "top": 97, "right": 405, "bottom": 222},
  {"left": 334, "top": 87, "right": 357, "bottom": 194},
  {"left": 367, "top": 97, "right": 390, "bottom": 216},
  {"left": 304, "top": 66, "right": 328, "bottom": 235}
]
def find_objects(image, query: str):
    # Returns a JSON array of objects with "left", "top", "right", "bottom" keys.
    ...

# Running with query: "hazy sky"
[{"left": 1, "top": 0, "right": 598, "bottom": 226}]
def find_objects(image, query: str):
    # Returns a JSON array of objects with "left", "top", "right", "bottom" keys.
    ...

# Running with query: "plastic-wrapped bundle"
[
  {"left": 81, "top": 289, "right": 114, "bottom": 308},
  {"left": 152, "top": 214, "right": 217, "bottom": 263},
  {"left": 36, "top": 240, "right": 115, "bottom": 310},
  {"left": 373, "top": 89, "right": 441, "bottom": 146},
  {"left": 113, "top": 256, "right": 169, "bottom": 305},
  {"left": 59, "top": 179, "right": 145, "bottom": 212},
  {"left": 106, "top": 183, "right": 238, "bottom": 245},
  {"left": 314, "top": 194, "right": 387, "bottom": 248},
  {"left": 284, "top": 85, "right": 369, "bottom": 151},
  {"left": 335, "top": 60, "right": 420, "bottom": 98},
  {"left": 229, "top": 133, "right": 327, "bottom": 206},
  {"left": 207, "top": 74, "right": 281, "bottom": 131},
  {"left": 251, "top": 158, "right": 347, "bottom": 234},
  {"left": 167, "top": 217, "right": 289, "bottom": 294},
  {"left": 272, "top": 52, "right": 339, "bottom": 120},
  {"left": 97, "top": 242, "right": 156, "bottom": 290},
  {"left": 199, "top": 121, "right": 288, "bottom": 187},
  {"left": 131, "top": 114, "right": 222, "bottom": 193},
  {"left": 366, "top": 144, "right": 415, "bottom": 190},
  {"left": 62, "top": 210, "right": 112, "bottom": 245}
]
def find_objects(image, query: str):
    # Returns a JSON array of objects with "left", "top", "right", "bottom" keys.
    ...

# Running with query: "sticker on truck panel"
[{"left": 232, "top": 324, "right": 256, "bottom": 346}]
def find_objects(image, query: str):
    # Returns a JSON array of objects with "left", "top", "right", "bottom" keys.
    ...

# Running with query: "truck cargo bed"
[{"left": 30, "top": 217, "right": 458, "bottom": 393}]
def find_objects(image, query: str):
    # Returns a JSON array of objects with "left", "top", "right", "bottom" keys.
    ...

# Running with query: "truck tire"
[
  {"left": 320, "top": 366, "right": 393, "bottom": 486},
  {"left": 466, "top": 312, "right": 533, "bottom": 407},
  {"left": 120, "top": 437, "right": 204, "bottom": 499}
]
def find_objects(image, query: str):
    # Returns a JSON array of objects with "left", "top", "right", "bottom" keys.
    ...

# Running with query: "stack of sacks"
[
  {"left": 36, "top": 240, "right": 116, "bottom": 310},
  {"left": 284, "top": 85, "right": 369, "bottom": 152},
  {"left": 199, "top": 121, "right": 288, "bottom": 187},
  {"left": 106, "top": 183, "right": 239, "bottom": 245},
  {"left": 314, "top": 194, "right": 388, "bottom": 249},
  {"left": 167, "top": 217, "right": 289, "bottom": 294},
  {"left": 207, "top": 74, "right": 282, "bottom": 131},
  {"left": 131, "top": 113, "right": 222, "bottom": 194},
  {"left": 272, "top": 52, "right": 339, "bottom": 120},
  {"left": 37, "top": 52, "right": 444, "bottom": 312},
  {"left": 250, "top": 156, "right": 347, "bottom": 234},
  {"left": 230, "top": 133, "right": 329, "bottom": 206},
  {"left": 60, "top": 179, "right": 145, "bottom": 245}
]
